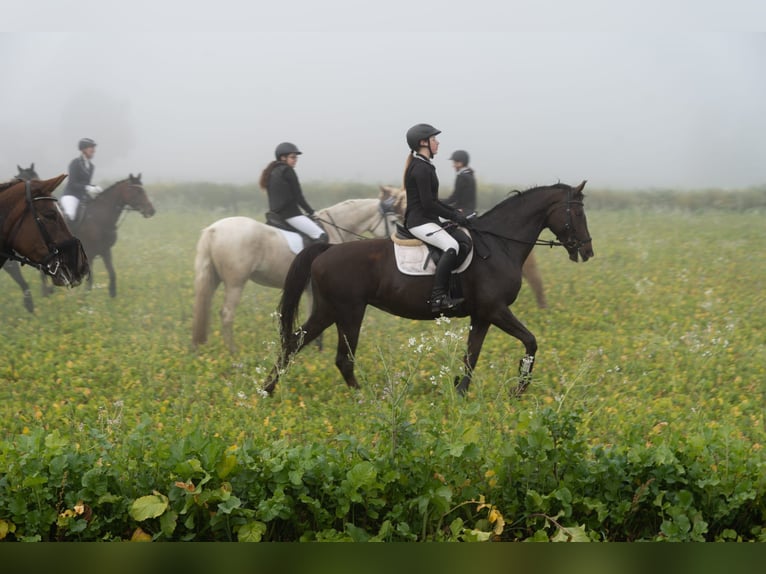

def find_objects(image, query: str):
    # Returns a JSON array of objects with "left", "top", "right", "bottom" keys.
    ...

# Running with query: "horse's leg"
[
  {"left": 102, "top": 250, "right": 117, "bottom": 297},
  {"left": 264, "top": 310, "right": 335, "bottom": 395},
  {"left": 334, "top": 306, "right": 366, "bottom": 389},
  {"left": 40, "top": 269, "right": 54, "bottom": 297},
  {"left": 220, "top": 283, "right": 244, "bottom": 353},
  {"left": 305, "top": 286, "right": 323, "bottom": 351},
  {"left": 454, "top": 318, "right": 490, "bottom": 396},
  {"left": 522, "top": 252, "right": 547, "bottom": 309},
  {"left": 4, "top": 263, "right": 34, "bottom": 313},
  {"left": 489, "top": 307, "right": 538, "bottom": 397}
]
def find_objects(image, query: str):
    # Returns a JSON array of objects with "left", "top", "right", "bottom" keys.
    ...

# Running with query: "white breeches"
[
  {"left": 285, "top": 215, "right": 324, "bottom": 239},
  {"left": 60, "top": 195, "right": 79, "bottom": 220},
  {"left": 408, "top": 222, "right": 459, "bottom": 252}
]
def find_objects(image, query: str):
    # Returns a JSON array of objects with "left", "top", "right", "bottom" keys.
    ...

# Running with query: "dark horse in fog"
[
  {"left": 265, "top": 181, "right": 594, "bottom": 397},
  {"left": 41, "top": 173, "right": 155, "bottom": 298}
]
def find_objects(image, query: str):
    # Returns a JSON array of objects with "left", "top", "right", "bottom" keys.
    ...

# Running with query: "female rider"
[
  {"left": 403, "top": 124, "right": 470, "bottom": 313},
  {"left": 259, "top": 142, "right": 327, "bottom": 243}
]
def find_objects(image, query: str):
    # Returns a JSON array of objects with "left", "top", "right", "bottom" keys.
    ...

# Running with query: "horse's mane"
[
  {"left": 478, "top": 182, "right": 572, "bottom": 220},
  {"left": 102, "top": 178, "right": 131, "bottom": 193}
]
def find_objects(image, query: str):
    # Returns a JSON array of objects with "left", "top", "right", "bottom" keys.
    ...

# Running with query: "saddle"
[
  {"left": 265, "top": 211, "right": 326, "bottom": 250},
  {"left": 391, "top": 223, "right": 474, "bottom": 276}
]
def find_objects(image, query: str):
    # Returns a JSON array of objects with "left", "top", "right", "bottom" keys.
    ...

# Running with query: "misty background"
[{"left": 2, "top": 1, "right": 765, "bottom": 191}]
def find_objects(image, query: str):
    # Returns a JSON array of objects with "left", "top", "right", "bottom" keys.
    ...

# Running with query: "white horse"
[{"left": 192, "top": 187, "right": 405, "bottom": 352}]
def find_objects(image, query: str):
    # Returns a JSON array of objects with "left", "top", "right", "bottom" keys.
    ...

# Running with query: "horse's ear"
[
  {"left": 31, "top": 163, "right": 34, "bottom": 169},
  {"left": 574, "top": 180, "right": 587, "bottom": 194},
  {"left": 37, "top": 174, "right": 68, "bottom": 194},
  {"left": 379, "top": 185, "right": 389, "bottom": 198},
  {"left": 137, "top": 172, "right": 142, "bottom": 181},
  {"left": 17, "top": 164, "right": 22, "bottom": 172},
  {"left": 129, "top": 173, "right": 133, "bottom": 179}
]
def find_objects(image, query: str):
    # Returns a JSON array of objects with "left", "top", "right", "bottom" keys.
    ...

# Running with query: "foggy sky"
[{"left": 2, "top": 1, "right": 765, "bottom": 190}]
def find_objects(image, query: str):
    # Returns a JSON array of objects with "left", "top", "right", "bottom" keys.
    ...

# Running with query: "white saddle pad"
[
  {"left": 393, "top": 242, "right": 474, "bottom": 276},
  {"left": 277, "top": 228, "right": 305, "bottom": 254}
]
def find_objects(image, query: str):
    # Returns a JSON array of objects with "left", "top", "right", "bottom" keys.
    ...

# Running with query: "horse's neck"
[
  {"left": 90, "top": 189, "right": 124, "bottom": 223},
  {"left": 480, "top": 191, "right": 554, "bottom": 257},
  {"left": 319, "top": 200, "right": 378, "bottom": 240}
]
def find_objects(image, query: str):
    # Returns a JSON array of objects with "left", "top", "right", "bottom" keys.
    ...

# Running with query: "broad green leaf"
[
  {"left": 129, "top": 493, "right": 169, "bottom": 521},
  {"left": 160, "top": 510, "right": 178, "bottom": 537},
  {"left": 551, "top": 524, "right": 590, "bottom": 542},
  {"left": 346, "top": 461, "right": 376, "bottom": 488},
  {"left": 237, "top": 521, "right": 267, "bottom": 542}
]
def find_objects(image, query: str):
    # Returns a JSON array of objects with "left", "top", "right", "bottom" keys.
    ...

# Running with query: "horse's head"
[
  {"left": 1, "top": 175, "right": 89, "bottom": 286},
  {"left": 119, "top": 173, "right": 156, "bottom": 218},
  {"left": 16, "top": 163, "right": 39, "bottom": 181},
  {"left": 547, "top": 181, "right": 594, "bottom": 262},
  {"left": 379, "top": 184, "right": 407, "bottom": 220}
]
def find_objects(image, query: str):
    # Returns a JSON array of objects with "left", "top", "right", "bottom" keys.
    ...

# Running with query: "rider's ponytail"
[
  {"left": 402, "top": 153, "right": 413, "bottom": 189},
  {"left": 259, "top": 161, "right": 280, "bottom": 191}
]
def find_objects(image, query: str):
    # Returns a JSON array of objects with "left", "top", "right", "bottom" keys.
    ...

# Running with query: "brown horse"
[
  {"left": 266, "top": 181, "right": 593, "bottom": 397},
  {"left": 42, "top": 174, "right": 155, "bottom": 297},
  {"left": 2, "top": 164, "right": 41, "bottom": 311},
  {"left": 0, "top": 174, "right": 89, "bottom": 288}
]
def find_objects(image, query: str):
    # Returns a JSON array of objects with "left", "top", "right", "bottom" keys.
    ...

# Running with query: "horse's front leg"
[
  {"left": 39, "top": 269, "right": 54, "bottom": 297},
  {"left": 102, "top": 250, "right": 117, "bottom": 297},
  {"left": 4, "top": 262, "right": 34, "bottom": 313},
  {"left": 454, "top": 318, "right": 490, "bottom": 396},
  {"left": 490, "top": 307, "right": 537, "bottom": 397}
]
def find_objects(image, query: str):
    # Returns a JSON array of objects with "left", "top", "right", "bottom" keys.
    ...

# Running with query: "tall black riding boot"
[{"left": 430, "top": 248, "right": 464, "bottom": 313}]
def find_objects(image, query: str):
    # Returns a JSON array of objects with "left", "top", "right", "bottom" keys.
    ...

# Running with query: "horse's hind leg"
[
  {"left": 489, "top": 307, "right": 538, "bottom": 397},
  {"left": 220, "top": 283, "right": 244, "bottom": 353},
  {"left": 264, "top": 311, "right": 335, "bottom": 395},
  {"left": 522, "top": 252, "right": 547, "bottom": 309},
  {"left": 334, "top": 306, "right": 366, "bottom": 389},
  {"left": 454, "top": 318, "right": 490, "bottom": 396},
  {"left": 102, "top": 250, "right": 117, "bottom": 297}
]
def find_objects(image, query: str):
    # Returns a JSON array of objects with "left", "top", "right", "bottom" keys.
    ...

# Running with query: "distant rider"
[
  {"left": 403, "top": 124, "right": 471, "bottom": 313},
  {"left": 444, "top": 149, "right": 477, "bottom": 214},
  {"left": 259, "top": 142, "right": 327, "bottom": 243},
  {"left": 60, "top": 138, "right": 102, "bottom": 221}
]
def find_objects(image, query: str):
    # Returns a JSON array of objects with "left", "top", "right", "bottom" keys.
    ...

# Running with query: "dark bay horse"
[
  {"left": 2, "top": 164, "right": 41, "bottom": 311},
  {"left": 265, "top": 181, "right": 594, "bottom": 397},
  {"left": 47, "top": 174, "right": 155, "bottom": 297},
  {"left": 0, "top": 174, "right": 89, "bottom": 289}
]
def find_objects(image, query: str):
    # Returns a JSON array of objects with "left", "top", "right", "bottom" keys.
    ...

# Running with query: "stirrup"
[{"left": 430, "top": 294, "right": 464, "bottom": 313}]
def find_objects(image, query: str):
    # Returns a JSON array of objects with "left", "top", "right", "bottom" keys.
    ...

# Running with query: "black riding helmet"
[
  {"left": 275, "top": 142, "right": 302, "bottom": 160},
  {"left": 449, "top": 150, "right": 470, "bottom": 165},
  {"left": 78, "top": 138, "right": 97, "bottom": 151},
  {"left": 406, "top": 124, "right": 441, "bottom": 154}
]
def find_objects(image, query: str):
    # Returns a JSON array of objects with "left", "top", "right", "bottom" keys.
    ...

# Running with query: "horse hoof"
[{"left": 454, "top": 376, "right": 469, "bottom": 396}]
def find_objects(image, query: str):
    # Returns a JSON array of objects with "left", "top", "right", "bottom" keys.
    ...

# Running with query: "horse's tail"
[
  {"left": 192, "top": 226, "right": 221, "bottom": 347},
  {"left": 278, "top": 242, "right": 332, "bottom": 353}
]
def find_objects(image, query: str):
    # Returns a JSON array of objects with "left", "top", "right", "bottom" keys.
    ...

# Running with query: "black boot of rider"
[{"left": 430, "top": 248, "right": 464, "bottom": 313}]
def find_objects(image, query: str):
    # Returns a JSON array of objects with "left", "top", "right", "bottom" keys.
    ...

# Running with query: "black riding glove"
[{"left": 454, "top": 213, "right": 471, "bottom": 228}]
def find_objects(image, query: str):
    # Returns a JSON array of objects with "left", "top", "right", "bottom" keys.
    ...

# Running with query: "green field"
[{"left": 0, "top": 194, "right": 764, "bottom": 541}]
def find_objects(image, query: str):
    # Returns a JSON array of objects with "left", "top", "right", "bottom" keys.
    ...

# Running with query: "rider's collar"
[{"left": 413, "top": 152, "right": 433, "bottom": 165}]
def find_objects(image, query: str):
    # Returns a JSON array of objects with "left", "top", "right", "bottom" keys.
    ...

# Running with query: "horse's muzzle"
[{"left": 46, "top": 238, "right": 90, "bottom": 286}]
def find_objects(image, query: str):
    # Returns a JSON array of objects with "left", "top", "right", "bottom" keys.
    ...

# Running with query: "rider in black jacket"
[
  {"left": 403, "top": 124, "right": 470, "bottom": 313},
  {"left": 60, "top": 138, "right": 102, "bottom": 221},
  {"left": 444, "top": 149, "right": 476, "bottom": 214},
  {"left": 260, "top": 142, "right": 327, "bottom": 242}
]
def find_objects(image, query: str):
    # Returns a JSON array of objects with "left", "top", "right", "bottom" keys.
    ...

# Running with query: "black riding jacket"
[
  {"left": 444, "top": 167, "right": 476, "bottom": 213},
  {"left": 404, "top": 154, "right": 460, "bottom": 228},
  {"left": 62, "top": 155, "right": 95, "bottom": 200},
  {"left": 266, "top": 163, "right": 315, "bottom": 219}
]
